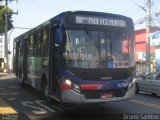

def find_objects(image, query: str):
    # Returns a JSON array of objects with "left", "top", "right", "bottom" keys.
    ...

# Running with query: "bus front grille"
[
  {"left": 82, "top": 88, "right": 127, "bottom": 99},
  {"left": 65, "top": 67, "right": 134, "bottom": 80}
]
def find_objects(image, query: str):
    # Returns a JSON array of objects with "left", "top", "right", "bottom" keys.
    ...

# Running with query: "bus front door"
[{"left": 49, "top": 27, "right": 61, "bottom": 99}]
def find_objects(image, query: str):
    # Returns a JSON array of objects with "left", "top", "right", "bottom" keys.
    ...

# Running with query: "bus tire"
[
  {"left": 40, "top": 76, "right": 54, "bottom": 104},
  {"left": 41, "top": 75, "right": 49, "bottom": 97},
  {"left": 18, "top": 68, "right": 26, "bottom": 87}
]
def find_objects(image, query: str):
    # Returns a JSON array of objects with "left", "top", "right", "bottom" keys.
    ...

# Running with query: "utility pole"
[
  {"left": 145, "top": 0, "right": 151, "bottom": 75},
  {"left": 4, "top": 0, "right": 18, "bottom": 72},
  {"left": 4, "top": 0, "right": 8, "bottom": 72}
]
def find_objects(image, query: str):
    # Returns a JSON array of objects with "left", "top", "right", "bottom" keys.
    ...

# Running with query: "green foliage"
[{"left": 0, "top": 4, "right": 13, "bottom": 34}]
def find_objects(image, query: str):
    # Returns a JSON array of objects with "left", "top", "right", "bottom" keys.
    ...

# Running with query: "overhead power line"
[
  {"left": 134, "top": 17, "right": 146, "bottom": 25},
  {"left": 131, "top": 0, "right": 147, "bottom": 12}
]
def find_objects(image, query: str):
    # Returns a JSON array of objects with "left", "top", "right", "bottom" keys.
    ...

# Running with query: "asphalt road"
[{"left": 0, "top": 74, "right": 160, "bottom": 120}]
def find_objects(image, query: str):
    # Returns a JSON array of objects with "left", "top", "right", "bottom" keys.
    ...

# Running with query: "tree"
[{"left": 0, "top": 4, "right": 13, "bottom": 34}]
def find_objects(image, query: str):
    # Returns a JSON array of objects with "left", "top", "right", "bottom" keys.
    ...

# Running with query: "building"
[
  {"left": 0, "top": 35, "right": 5, "bottom": 71},
  {"left": 0, "top": 34, "right": 12, "bottom": 72},
  {"left": 135, "top": 27, "right": 160, "bottom": 73},
  {"left": 135, "top": 27, "right": 160, "bottom": 61}
]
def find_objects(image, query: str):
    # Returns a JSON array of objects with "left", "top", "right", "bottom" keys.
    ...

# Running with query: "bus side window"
[
  {"left": 19, "top": 41, "right": 23, "bottom": 56},
  {"left": 34, "top": 33, "right": 37, "bottom": 56},
  {"left": 41, "top": 28, "right": 49, "bottom": 57},
  {"left": 36, "top": 31, "right": 41, "bottom": 56},
  {"left": 29, "top": 34, "right": 34, "bottom": 56},
  {"left": 27, "top": 39, "right": 29, "bottom": 56}
]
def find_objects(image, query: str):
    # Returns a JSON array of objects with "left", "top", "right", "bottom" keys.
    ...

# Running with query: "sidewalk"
[
  {"left": 0, "top": 72, "right": 17, "bottom": 114},
  {"left": 0, "top": 72, "right": 9, "bottom": 77}
]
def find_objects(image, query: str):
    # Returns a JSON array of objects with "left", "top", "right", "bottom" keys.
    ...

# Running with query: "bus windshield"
[{"left": 63, "top": 30, "right": 134, "bottom": 69}]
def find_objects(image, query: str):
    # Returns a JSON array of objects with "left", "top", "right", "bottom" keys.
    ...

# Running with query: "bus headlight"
[
  {"left": 64, "top": 79, "right": 80, "bottom": 92},
  {"left": 64, "top": 79, "right": 72, "bottom": 87}
]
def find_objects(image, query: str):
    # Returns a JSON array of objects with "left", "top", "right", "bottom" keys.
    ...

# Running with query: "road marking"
[
  {"left": 21, "top": 101, "right": 47, "bottom": 114},
  {"left": 34, "top": 100, "right": 55, "bottom": 113},
  {"left": 128, "top": 99, "right": 160, "bottom": 109}
]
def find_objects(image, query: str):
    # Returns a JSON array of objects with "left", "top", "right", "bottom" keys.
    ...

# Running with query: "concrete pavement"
[{"left": 0, "top": 72, "right": 9, "bottom": 77}]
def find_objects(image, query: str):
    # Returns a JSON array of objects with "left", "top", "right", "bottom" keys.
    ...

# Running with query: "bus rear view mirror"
[
  {"left": 53, "top": 23, "right": 60, "bottom": 29},
  {"left": 52, "top": 20, "right": 60, "bottom": 29}
]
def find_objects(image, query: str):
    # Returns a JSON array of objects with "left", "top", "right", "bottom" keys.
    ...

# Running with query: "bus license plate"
[{"left": 100, "top": 93, "right": 113, "bottom": 99}]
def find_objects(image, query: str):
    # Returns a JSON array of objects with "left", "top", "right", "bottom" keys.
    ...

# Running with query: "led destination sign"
[{"left": 75, "top": 15, "right": 126, "bottom": 27}]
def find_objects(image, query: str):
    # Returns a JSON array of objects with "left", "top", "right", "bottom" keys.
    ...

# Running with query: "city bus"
[{"left": 13, "top": 11, "right": 135, "bottom": 104}]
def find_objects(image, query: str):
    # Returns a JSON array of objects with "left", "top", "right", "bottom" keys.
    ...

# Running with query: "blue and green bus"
[{"left": 13, "top": 11, "right": 135, "bottom": 104}]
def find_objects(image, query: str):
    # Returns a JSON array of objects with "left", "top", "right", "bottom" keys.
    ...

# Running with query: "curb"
[
  {"left": 0, "top": 73, "right": 14, "bottom": 78},
  {"left": 0, "top": 72, "right": 10, "bottom": 77},
  {"left": 0, "top": 99, "right": 17, "bottom": 114}
]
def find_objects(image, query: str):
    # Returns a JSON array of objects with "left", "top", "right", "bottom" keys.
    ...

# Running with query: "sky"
[{"left": 3, "top": 0, "right": 160, "bottom": 51}]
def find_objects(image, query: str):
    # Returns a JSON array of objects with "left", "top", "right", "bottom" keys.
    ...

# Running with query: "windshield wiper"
[{"left": 105, "top": 33, "right": 113, "bottom": 61}]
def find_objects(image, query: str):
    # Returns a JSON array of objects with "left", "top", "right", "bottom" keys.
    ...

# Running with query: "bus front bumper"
[{"left": 61, "top": 83, "right": 135, "bottom": 104}]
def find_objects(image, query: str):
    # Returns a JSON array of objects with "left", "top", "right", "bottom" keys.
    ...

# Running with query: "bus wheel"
[
  {"left": 18, "top": 68, "right": 26, "bottom": 87},
  {"left": 41, "top": 77, "right": 48, "bottom": 97},
  {"left": 41, "top": 77, "right": 54, "bottom": 104}
]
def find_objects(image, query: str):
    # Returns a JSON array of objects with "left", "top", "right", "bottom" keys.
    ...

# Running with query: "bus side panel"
[
  {"left": 23, "top": 39, "right": 28, "bottom": 82},
  {"left": 26, "top": 27, "right": 50, "bottom": 91},
  {"left": 27, "top": 57, "right": 38, "bottom": 88},
  {"left": 27, "top": 56, "right": 48, "bottom": 90}
]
